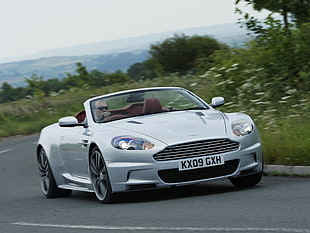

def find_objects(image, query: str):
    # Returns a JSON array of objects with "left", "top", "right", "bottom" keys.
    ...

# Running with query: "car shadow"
[
  {"left": 113, "top": 182, "right": 238, "bottom": 204},
  {"left": 73, "top": 180, "right": 264, "bottom": 204}
]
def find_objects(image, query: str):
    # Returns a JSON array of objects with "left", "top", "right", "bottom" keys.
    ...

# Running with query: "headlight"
[
  {"left": 112, "top": 136, "right": 154, "bottom": 150},
  {"left": 232, "top": 119, "right": 253, "bottom": 136}
]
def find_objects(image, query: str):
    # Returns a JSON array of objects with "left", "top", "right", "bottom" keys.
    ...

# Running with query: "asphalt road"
[{"left": 0, "top": 134, "right": 309, "bottom": 233}]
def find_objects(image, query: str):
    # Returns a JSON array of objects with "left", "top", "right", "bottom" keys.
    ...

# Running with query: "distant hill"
[
  {"left": 0, "top": 51, "right": 148, "bottom": 86},
  {"left": 0, "top": 23, "right": 248, "bottom": 86}
]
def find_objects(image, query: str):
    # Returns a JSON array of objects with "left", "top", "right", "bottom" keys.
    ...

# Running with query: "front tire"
[
  {"left": 229, "top": 172, "right": 263, "bottom": 188},
  {"left": 89, "top": 147, "right": 113, "bottom": 203},
  {"left": 37, "top": 147, "right": 72, "bottom": 198}
]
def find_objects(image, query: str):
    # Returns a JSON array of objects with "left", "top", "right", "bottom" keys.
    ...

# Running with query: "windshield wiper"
[
  {"left": 183, "top": 106, "right": 208, "bottom": 110},
  {"left": 166, "top": 106, "right": 208, "bottom": 112}
]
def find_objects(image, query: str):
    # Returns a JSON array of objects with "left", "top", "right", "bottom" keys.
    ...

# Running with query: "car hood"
[{"left": 107, "top": 110, "right": 227, "bottom": 145}]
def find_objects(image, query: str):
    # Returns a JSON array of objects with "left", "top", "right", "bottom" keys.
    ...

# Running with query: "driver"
[{"left": 94, "top": 99, "right": 111, "bottom": 122}]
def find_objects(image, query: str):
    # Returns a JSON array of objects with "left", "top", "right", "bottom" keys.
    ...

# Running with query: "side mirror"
[
  {"left": 211, "top": 97, "right": 225, "bottom": 108},
  {"left": 59, "top": 116, "right": 79, "bottom": 127}
]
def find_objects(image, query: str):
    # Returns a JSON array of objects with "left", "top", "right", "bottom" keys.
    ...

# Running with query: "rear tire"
[
  {"left": 229, "top": 172, "right": 263, "bottom": 188},
  {"left": 37, "top": 147, "right": 72, "bottom": 198},
  {"left": 89, "top": 147, "right": 114, "bottom": 203}
]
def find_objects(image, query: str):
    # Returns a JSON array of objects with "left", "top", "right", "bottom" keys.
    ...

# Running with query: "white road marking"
[
  {"left": 0, "top": 149, "right": 12, "bottom": 154},
  {"left": 12, "top": 222, "right": 310, "bottom": 232}
]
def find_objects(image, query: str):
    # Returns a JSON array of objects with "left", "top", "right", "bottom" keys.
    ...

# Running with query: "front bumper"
[{"left": 106, "top": 142, "right": 263, "bottom": 193}]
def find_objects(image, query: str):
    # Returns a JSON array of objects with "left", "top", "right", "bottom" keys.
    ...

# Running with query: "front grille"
[
  {"left": 153, "top": 139, "right": 239, "bottom": 162},
  {"left": 158, "top": 159, "right": 239, "bottom": 183}
]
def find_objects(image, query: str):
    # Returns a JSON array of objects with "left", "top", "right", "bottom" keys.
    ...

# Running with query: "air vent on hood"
[
  {"left": 127, "top": 120, "right": 143, "bottom": 124},
  {"left": 195, "top": 112, "right": 205, "bottom": 116}
]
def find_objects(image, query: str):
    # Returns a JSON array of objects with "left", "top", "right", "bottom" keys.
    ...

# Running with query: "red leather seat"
[
  {"left": 74, "top": 110, "right": 86, "bottom": 123},
  {"left": 143, "top": 98, "right": 163, "bottom": 114}
]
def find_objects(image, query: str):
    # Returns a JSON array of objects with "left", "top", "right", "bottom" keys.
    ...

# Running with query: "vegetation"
[
  {"left": 0, "top": 1, "right": 309, "bottom": 165},
  {"left": 149, "top": 34, "right": 228, "bottom": 75},
  {"left": 126, "top": 34, "right": 227, "bottom": 80},
  {"left": 236, "top": 0, "right": 310, "bottom": 28}
]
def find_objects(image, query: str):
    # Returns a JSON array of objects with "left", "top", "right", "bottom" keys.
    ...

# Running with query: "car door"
[{"left": 58, "top": 125, "right": 91, "bottom": 178}]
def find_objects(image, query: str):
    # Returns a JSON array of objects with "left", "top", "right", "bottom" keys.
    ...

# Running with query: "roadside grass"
[
  {"left": 0, "top": 75, "right": 309, "bottom": 166},
  {"left": 259, "top": 119, "right": 310, "bottom": 166},
  {"left": 265, "top": 171, "right": 310, "bottom": 178}
]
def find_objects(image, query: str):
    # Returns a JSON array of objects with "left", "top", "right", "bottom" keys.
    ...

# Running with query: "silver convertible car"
[{"left": 36, "top": 87, "right": 263, "bottom": 203}]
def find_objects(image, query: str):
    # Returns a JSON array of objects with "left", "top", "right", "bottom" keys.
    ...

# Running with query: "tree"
[
  {"left": 89, "top": 70, "right": 108, "bottom": 87},
  {"left": 149, "top": 34, "right": 226, "bottom": 75},
  {"left": 25, "top": 74, "right": 45, "bottom": 98},
  {"left": 0, "top": 82, "right": 15, "bottom": 102},
  {"left": 43, "top": 78, "right": 64, "bottom": 93},
  {"left": 236, "top": 0, "right": 310, "bottom": 28},
  {"left": 127, "top": 61, "right": 159, "bottom": 81},
  {"left": 105, "top": 70, "right": 130, "bottom": 84},
  {"left": 210, "top": 1, "right": 310, "bottom": 102},
  {"left": 76, "top": 62, "right": 90, "bottom": 84},
  {"left": 0, "top": 82, "right": 30, "bottom": 103},
  {"left": 64, "top": 62, "right": 90, "bottom": 88}
]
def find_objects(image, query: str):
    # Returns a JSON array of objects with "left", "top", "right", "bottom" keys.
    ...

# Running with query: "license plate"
[{"left": 178, "top": 155, "right": 225, "bottom": 171}]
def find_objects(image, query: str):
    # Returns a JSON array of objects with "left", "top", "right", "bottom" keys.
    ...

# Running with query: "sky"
[{"left": 0, "top": 0, "right": 267, "bottom": 61}]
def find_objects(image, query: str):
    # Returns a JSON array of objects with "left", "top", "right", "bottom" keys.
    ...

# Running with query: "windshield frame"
[{"left": 88, "top": 87, "right": 209, "bottom": 123}]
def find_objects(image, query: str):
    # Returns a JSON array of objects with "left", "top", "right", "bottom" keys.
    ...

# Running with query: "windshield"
[{"left": 90, "top": 88, "right": 208, "bottom": 123}]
